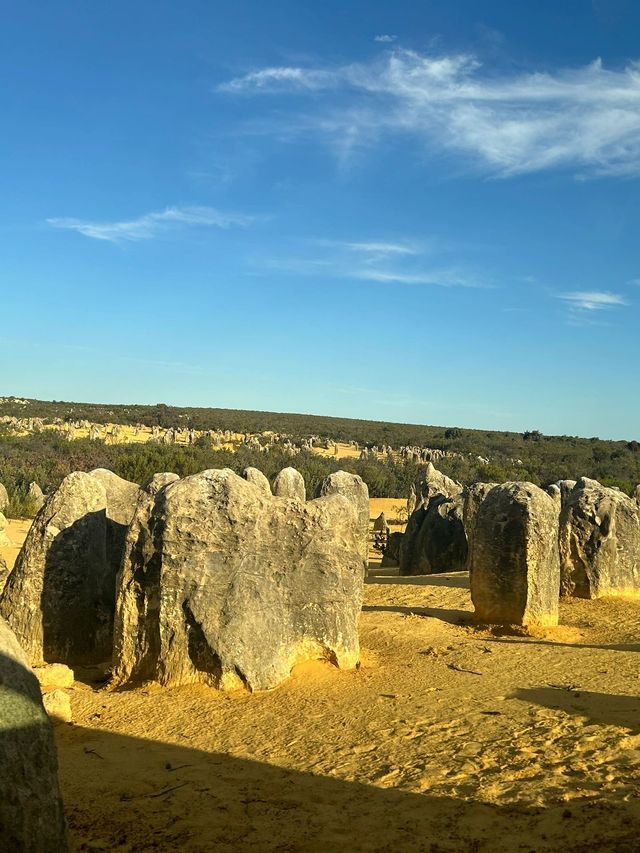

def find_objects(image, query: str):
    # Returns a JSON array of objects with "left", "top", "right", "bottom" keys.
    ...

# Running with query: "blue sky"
[{"left": 1, "top": 1, "right": 639, "bottom": 440}]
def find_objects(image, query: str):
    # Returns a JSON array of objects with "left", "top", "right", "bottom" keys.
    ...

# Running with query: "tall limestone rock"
[
  {"left": 242, "top": 467, "right": 272, "bottom": 494},
  {"left": 462, "top": 482, "right": 497, "bottom": 576},
  {"left": 112, "top": 469, "right": 364, "bottom": 692},
  {"left": 272, "top": 466, "right": 306, "bottom": 501},
  {"left": 318, "top": 471, "right": 369, "bottom": 572},
  {"left": 0, "top": 472, "right": 111, "bottom": 664},
  {"left": 559, "top": 477, "right": 640, "bottom": 599},
  {"left": 0, "top": 617, "right": 68, "bottom": 850},
  {"left": 399, "top": 465, "right": 466, "bottom": 576},
  {"left": 470, "top": 482, "right": 561, "bottom": 627},
  {"left": 0, "top": 482, "right": 8, "bottom": 513}
]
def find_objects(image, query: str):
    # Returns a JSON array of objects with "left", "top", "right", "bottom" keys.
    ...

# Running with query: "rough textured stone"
[
  {"left": 89, "top": 468, "right": 141, "bottom": 589},
  {"left": 462, "top": 482, "right": 497, "bottom": 575},
  {"left": 112, "top": 473, "right": 180, "bottom": 680},
  {"left": 112, "top": 469, "right": 363, "bottom": 692},
  {"left": 381, "top": 531, "right": 403, "bottom": 568},
  {"left": 470, "top": 482, "right": 560, "bottom": 627},
  {"left": 635, "top": 484, "right": 640, "bottom": 506},
  {"left": 272, "top": 466, "right": 306, "bottom": 501},
  {"left": 0, "top": 617, "right": 68, "bottom": 850},
  {"left": 556, "top": 480, "right": 577, "bottom": 508},
  {"left": 400, "top": 494, "right": 467, "bottom": 576},
  {"left": 415, "top": 462, "right": 462, "bottom": 507},
  {"left": 0, "top": 511, "right": 11, "bottom": 547},
  {"left": 0, "top": 472, "right": 112, "bottom": 665},
  {"left": 0, "top": 555, "right": 8, "bottom": 596},
  {"left": 546, "top": 484, "right": 562, "bottom": 507},
  {"left": 28, "top": 481, "right": 45, "bottom": 510},
  {"left": 33, "top": 663, "right": 74, "bottom": 690},
  {"left": 318, "top": 471, "right": 369, "bottom": 570},
  {"left": 42, "top": 689, "right": 72, "bottom": 725},
  {"left": 0, "top": 482, "right": 8, "bottom": 513},
  {"left": 243, "top": 467, "right": 272, "bottom": 494},
  {"left": 559, "top": 477, "right": 640, "bottom": 599}
]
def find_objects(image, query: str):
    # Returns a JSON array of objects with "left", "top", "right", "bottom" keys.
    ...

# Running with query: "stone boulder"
[
  {"left": 0, "top": 472, "right": 112, "bottom": 665},
  {"left": 243, "top": 467, "right": 272, "bottom": 494},
  {"left": 400, "top": 494, "right": 467, "bottom": 576},
  {"left": 470, "top": 482, "right": 560, "bottom": 626},
  {"left": 462, "top": 482, "right": 497, "bottom": 575},
  {"left": 272, "top": 466, "right": 306, "bottom": 501},
  {"left": 318, "top": 471, "right": 369, "bottom": 570},
  {"left": 0, "top": 511, "right": 11, "bottom": 547},
  {"left": 33, "top": 663, "right": 75, "bottom": 691},
  {"left": 0, "top": 617, "right": 68, "bottom": 850},
  {"left": 28, "top": 482, "right": 45, "bottom": 510},
  {"left": 559, "top": 478, "right": 640, "bottom": 599},
  {"left": 42, "top": 689, "right": 72, "bottom": 725},
  {"left": 381, "top": 531, "right": 403, "bottom": 568},
  {"left": 112, "top": 473, "right": 180, "bottom": 678},
  {"left": 0, "top": 554, "right": 8, "bottom": 597},
  {"left": 415, "top": 462, "right": 462, "bottom": 507},
  {"left": 89, "top": 468, "right": 141, "bottom": 583},
  {"left": 0, "top": 482, "right": 8, "bottom": 513},
  {"left": 112, "top": 469, "right": 364, "bottom": 692},
  {"left": 635, "top": 484, "right": 640, "bottom": 506}
]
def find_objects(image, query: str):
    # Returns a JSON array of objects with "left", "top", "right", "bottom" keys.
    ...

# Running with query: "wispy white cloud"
[
  {"left": 258, "top": 235, "right": 485, "bottom": 288},
  {"left": 217, "top": 48, "right": 640, "bottom": 177},
  {"left": 47, "top": 205, "right": 252, "bottom": 242},
  {"left": 374, "top": 35, "right": 397, "bottom": 43},
  {"left": 558, "top": 290, "right": 628, "bottom": 310}
]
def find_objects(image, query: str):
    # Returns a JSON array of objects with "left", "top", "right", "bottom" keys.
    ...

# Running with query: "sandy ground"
[{"left": 3, "top": 519, "right": 640, "bottom": 851}]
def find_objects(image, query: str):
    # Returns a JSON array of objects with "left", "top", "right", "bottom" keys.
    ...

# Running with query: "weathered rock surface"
[
  {"left": 415, "top": 462, "right": 462, "bottom": 506},
  {"left": 0, "top": 511, "right": 11, "bottom": 547},
  {"left": 42, "top": 689, "right": 72, "bottom": 724},
  {"left": 381, "top": 531, "right": 403, "bottom": 568},
  {"left": 89, "top": 468, "right": 141, "bottom": 591},
  {"left": 112, "top": 473, "right": 180, "bottom": 680},
  {"left": 33, "top": 662, "right": 75, "bottom": 691},
  {"left": 0, "top": 482, "right": 8, "bottom": 513},
  {"left": 318, "top": 471, "right": 369, "bottom": 570},
  {"left": 28, "top": 481, "right": 45, "bottom": 510},
  {"left": 0, "top": 617, "right": 68, "bottom": 850},
  {"left": 0, "top": 555, "right": 8, "bottom": 596},
  {"left": 272, "top": 466, "right": 306, "bottom": 501},
  {"left": 0, "top": 472, "right": 112, "bottom": 665},
  {"left": 243, "top": 467, "right": 272, "bottom": 494},
  {"left": 470, "top": 482, "right": 561, "bottom": 626},
  {"left": 462, "top": 482, "right": 497, "bottom": 575},
  {"left": 112, "top": 469, "right": 364, "bottom": 692},
  {"left": 635, "top": 484, "right": 640, "bottom": 506},
  {"left": 559, "top": 478, "right": 640, "bottom": 599},
  {"left": 400, "top": 494, "right": 467, "bottom": 575}
]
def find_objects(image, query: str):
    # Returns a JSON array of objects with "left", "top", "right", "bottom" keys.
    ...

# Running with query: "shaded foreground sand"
[{"left": 3, "top": 520, "right": 640, "bottom": 851}]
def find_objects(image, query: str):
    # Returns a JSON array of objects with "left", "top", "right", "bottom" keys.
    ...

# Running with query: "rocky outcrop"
[
  {"left": 0, "top": 511, "right": 11, "bottom": 547},
  {"left": 0, "top": 617, "right": 68, "bottom": 850},
  {"left": 559, "top": 478, "right": 640, "bottom": 599},
  {"left": 243, "top": 467, "right": 272, "bottom": 494},
  {"left": 470, "top": 482, "right": 561, "bottom": 626},
  {"left": 318, "top": 471, "right": 369, "bottom": 570},
  {"left": 462, "top": 482, "right": 497, "bottom": 575},
  {"left": 28, "top": 482, "right": 45, "bottom": 510},
  {"left": 112, "top": 469, "right": 364, "bottom": 692},
  {"left": 33, "top": 663, "right": 75, "bottom": 691},
  {"left": 111, "top": 473, "right": 180, "bottom": 681},
  {"left": 0, "top": 472, "right": 112, "bottom": 665},
  {"left": 0, "top": 555, "right": 8, "bottom": 597},
  {"left": 272, "top": 466, "right": 306, "bottom": 501},
  {"left": 0, "top": 482, "right": 8, "bottom": 513},
  {"left": 381, "top": 531, "right": 403, "bottom": 568},
  {"left": 400, "top": 494, "right": 467, "bottom": 575},
  {"left": 415, "top": 462, "right": 462, "bottom": 506}
]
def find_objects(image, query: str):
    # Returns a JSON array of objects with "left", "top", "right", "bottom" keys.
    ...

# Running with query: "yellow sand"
[{"left": 4, "top": 519, "right": 640, "bottom": 851}]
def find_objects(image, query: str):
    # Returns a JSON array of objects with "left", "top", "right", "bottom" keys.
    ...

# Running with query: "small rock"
[
  {"left": 33, "top": 663, "right": 75, "bottom": 690},
  {"left": 42, "top": 690, "right": 72, "bottom": 724}
]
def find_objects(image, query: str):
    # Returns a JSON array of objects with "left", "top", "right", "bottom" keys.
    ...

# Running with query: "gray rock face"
[
  {"left": 272, "top": 466, "right": 306, "bottom": 501},
  {"left": 381, "top": 531, "right": 403, "bottom": 568},
  {"left": 546, "top": 484, "right": 562, "bottom": 507},
  {"left": 415, "top": 462, "right": 462, "bottom": 507},
  {"left": 400, "top": 494, "right": 467, "bottom": 576},
  {"left": 0, "top": 482, "right": 8, "bottom": 513},
  {"left": 112, "top": 469, "right": 363, "bottom": 692},
  {"left": 112, "top": 473, "right": 180, "bottom": 681},
  {"left": 556, "top": 480, "right": 577, "bottom": 508},
  {"left": 243, "top": 467, "right": 272, "bottom": 494},
  {"left": 0, "top": 617, "right": 68, "bottom": 850},
  {"left": 0, "top": 554, "right": 8, "bottom": 596},
  {"left": 462, "top": 482, "right": 497, "bottom": 575},
  {"left": 318, "top": 471, "right": 369, "bottom": 570},
  {"left": 559, "top": 478, "right": 640, "bottom": 599},
  {"left": 0, "top": 511, "right": 11, "bottom": 547},
  {"left": 28, "top": 482, "right": 45, "bottom": 510},
  {"left": 470, "top": 482, "right": 561, "bottom": 627},
  {"left": 89, "top": 468, "right": 141, "bottom": 592},
  {"left": 0, "top": 472, "right": 113, "bottom": 665}
]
